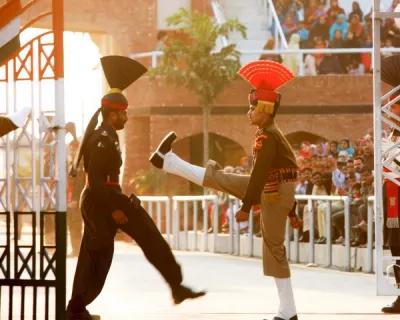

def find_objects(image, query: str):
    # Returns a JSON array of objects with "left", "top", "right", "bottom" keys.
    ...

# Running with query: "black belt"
[{"left": 85, "top": 172, "right": 120, "bottom": 187}]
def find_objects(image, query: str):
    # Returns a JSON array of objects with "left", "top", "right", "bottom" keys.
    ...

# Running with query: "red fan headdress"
[{"left": 237, "top": 60, "right": 294, "bottom": 115}]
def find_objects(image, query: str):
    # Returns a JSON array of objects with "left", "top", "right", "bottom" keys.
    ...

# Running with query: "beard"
[{"left": 113, "top": 114, "right": 126, "bottom": 130}]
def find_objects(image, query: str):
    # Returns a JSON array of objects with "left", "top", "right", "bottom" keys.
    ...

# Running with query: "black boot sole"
[
  {"left": 149, "top": 131, "right": 177, "bottom": 169},
  {"left": 173, "top": 290, "right": 207, "bottom": 305}
]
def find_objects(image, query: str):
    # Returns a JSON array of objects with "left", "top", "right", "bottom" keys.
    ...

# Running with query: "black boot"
[
  {"left": 264, "top": 315, "right": 298, "bottom": 320},
  {"left": 149, "top": 131, "right": 177, "bottom": 169},
  {"left": 66, "top": 301, "right": 100, "bottom": 320},
  {"left": 382, "top": 297, "right": 400, "bottom": 313},
  {"left": 171, "top": 284, "right": 207, "bottom": 305}
]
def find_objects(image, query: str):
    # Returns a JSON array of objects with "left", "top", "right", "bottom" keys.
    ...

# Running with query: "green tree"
[{"left": 150, "top": 8, "right": 246, "bottom": 166}]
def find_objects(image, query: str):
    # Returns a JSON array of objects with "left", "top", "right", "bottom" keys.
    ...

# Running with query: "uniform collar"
[
  {"left": 255, "top": 119, "right": 275, "bottom": 136},
  {"left": 101, "top": 122, "right": 118, "bottom": 140}
]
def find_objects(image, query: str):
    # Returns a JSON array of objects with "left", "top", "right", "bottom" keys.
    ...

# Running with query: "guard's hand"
[
  {"left": 111, "top": 210, "right": 128, "bottom": 224},
  {"left": 235, "top": 209, "right": 250, "bottom": 223},
  {"left": 289, "top": 215, "right": 303, "bottom": 230}
]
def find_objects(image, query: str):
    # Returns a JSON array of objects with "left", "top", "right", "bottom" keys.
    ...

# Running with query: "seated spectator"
[
  {"left": 348, "top": 1, "right": 364, "bottom": 22},
  {"left": 382, "top": 38, "right": 395, "bottom": 58},
  {"left": 282, "top": 34, "right": 301, "bottom": 75},
  {"left": 315, "top": 141, "right": 327, "bottom": 156},
  {"left": 296, "top": 20, "right": 310, "bottom": 45},
  {"left": 313, "top": 36, "right": 327, "bottom": 70},
  {"left": 343, "top": 31, "right": 361, "bottom": 72},
  {"left": 300, "top": 171, "right": 328, "bottom": 242},
  {"left": 259, "top": 37, "right": 283, "bottom": 63},
  {"left": 348, "top": 60, "right": 361, "bottom": 75},
  {"left": 317, "top": 184, "right": 344, "bottom": 244},
  {"left": 346, "top": 158, "right": 361, "bottom": 181},
  {"left": 290, "top": 0, "right": 306, "bottom": 19},
  {"left": 287, "top": 3, "right": 301, "bottom": 24},
  {"left": 305, "top": 0, "right": 319, "bottom": 29},
  {"left": 326, "top": 0, "right": 345, "bottom": 25},
  {"left": 338, "top": 138, "right": 355, "bottom": 157},
  {"left": 282, "top": 15, "right": 299, "bottom": 41},
  {"left": 382, "top": 18, "right": 400, "bottom": 47},
  {"left": 309, "top": 1, "right": 327, "bottom": 28},
  {"left": 328, "top": 140, "right": 339, "bottom": 158},
  {"left": 329, "top": 14, "right": 349, "bottom": 40},
  {"left": 332, "top": 155, "right": 347, "bottom": 188},
  {"left": 318, "top": 50, "right": 343, "bottom": 74},
  {"left": 309, "top": 15, "right": 331, "bottom": 45},
  {"left": 333, "top": 179, "right": 362, "bottom": 244},
  {"left": 348, "top": 14, "right": 365, "bottom": 41},
  {"left": 351, "top": 166, "right": 374, "bottom": 247},
  {"left": 296, "top": 167, "right": 314, "bottom": 217}
]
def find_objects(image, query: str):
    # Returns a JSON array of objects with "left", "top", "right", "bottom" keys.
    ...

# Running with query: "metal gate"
[
  {"left": 373, "top": 0, "right": 400, "bottom": 296},
  {"left": 0, "top": 0, "right": 66, "bottom": 318}
]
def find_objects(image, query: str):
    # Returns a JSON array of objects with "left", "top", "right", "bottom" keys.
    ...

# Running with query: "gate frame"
[
  {"left": 373, "top": 0, "right": 400, "bottom": 296},
  {"left": 0, "top": 0, "right": 66, "bottom": 318}
]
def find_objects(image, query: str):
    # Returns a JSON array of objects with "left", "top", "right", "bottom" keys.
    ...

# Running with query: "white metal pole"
[{"left": 372, "top": 0, "right": 384, "bottom": 293}]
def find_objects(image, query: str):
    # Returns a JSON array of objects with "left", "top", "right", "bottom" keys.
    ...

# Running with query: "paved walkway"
[
  {"left": 61, "top": 243, "right": 399, "bottom": 320},
  {"left": 1, "top": 223, "right": 399, "bottom": 319}
]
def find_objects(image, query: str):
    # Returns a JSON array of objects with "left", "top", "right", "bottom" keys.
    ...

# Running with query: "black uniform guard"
[{"left": 66, "top": 55, "right": 206, "bottom": 320}]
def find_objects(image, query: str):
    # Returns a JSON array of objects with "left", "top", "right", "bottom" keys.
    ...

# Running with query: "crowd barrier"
[{"left": 136, "top": 194, "right": 388, "bottom": 273}]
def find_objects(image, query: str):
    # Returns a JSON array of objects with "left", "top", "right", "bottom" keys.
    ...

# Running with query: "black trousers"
[{"left": 68, "top": 188, "right": 183, "bottom": 313}]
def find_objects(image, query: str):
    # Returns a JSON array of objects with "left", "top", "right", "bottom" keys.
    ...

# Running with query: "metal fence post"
[
  {"left": 344, "top": 197, "right": 351, "bottom": 271},
  {"left": 249, "top": 208, "right": 254, "bottom": 257},
  {"left": 326, "top": 201, "right": 332, "bottom": 267},
  {"left": 367, "top": 197, "right": 374, "bottom": 273}
]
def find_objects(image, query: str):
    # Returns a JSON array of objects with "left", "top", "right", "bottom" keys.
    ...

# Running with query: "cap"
[
  {"left": 70, "top": 55, "right": 148, "bottom": 177},
  {"left": 237, "top": 60, "right": 294, "bottom": 116}
]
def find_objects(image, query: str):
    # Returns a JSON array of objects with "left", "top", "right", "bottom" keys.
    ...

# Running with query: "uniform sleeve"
[
  {"left": 240, "top": 135, "right": 277, "bottom": 212},
  {"left": 87, "top": 137, "right": 119, "bottom": 213}
]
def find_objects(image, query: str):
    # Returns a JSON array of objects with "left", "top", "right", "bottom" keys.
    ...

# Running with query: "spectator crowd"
[
  {"left": 260, "top": 0, "right": 400, "bottom": 75},
  {"left": 210, "top": 131, "right": 383, "bottom": 250}
]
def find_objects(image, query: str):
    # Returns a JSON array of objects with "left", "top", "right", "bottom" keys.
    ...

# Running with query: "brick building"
[{"left": 19, "top": 0, "right": 391, "bottom": 195}]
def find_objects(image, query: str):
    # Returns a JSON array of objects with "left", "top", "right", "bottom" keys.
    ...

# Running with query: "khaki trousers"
[{"left": 203, "top": 160, "right": 294, "bottom": 278}]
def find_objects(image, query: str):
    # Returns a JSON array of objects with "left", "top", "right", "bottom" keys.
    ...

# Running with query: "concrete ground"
[
  {"left": 1, "top": 223, "right": 400, "bottom": 319},
  {"left": 65, "top": 243, "right": 399, "bottom": 320}
]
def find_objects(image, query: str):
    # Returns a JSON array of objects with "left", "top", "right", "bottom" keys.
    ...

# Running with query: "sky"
[
  {"left": 0, "top": 28, "right": 103, "bottom": 179},
  {"left": 1, "top": 27, "right": 103, "bottom": 140}
]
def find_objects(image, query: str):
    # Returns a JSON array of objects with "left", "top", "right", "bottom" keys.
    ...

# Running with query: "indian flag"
[{"left": 0, "top": 0, "right": 21, "bottom": 66}]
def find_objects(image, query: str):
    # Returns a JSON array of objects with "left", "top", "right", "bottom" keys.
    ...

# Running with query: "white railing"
[
  {"left": 172, "top": 195, "right": 219, "bottom": 252},
  {"left": 228, "top": 196, "right": 254, "bottom": 256},
  {"left": 130, "top": 47, "right": 400, "bottom": 75},
  {"left": 264, "top": 0, "right": 288, "bottom": 50},
  {"left": 294, "top": 195, "right": 351, "bottom": 270},
  {"left": 210, "top": 0, "right": 228, "bottom": 49},
  {"left": 138, "top": 194, "right": 384, "bottom": 274},
  {"left": 138, "top": 196, "right": 171, "bottom": 245}
]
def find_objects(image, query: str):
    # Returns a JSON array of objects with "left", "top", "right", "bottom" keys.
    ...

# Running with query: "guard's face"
[
  {"left": 111, "top": 110, "right": 128, "bottom": 130},
  {"left": 247, "top": 105, "right": 268, "bottom": 126}
]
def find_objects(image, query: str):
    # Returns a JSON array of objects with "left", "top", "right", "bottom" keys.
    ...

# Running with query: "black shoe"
[
  {"left": 382, "top": 298, "right": 400, "bottom": 313},
  {"left": 66, "top": 304, "right": 100, "bottom": 320},
  {"left": 171, "top": 285, "right": 207, "bottom": 305},
  {"left": 264, "top": 315, "right": 298, "bottom": 320},
  {"left": 149, "top": 131, "right": 177, "bottom": 169}
]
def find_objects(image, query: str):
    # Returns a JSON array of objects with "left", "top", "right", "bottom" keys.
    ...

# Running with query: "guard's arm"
[{"left": 240, "top": 135, "right": 277, "bottom": 213}]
